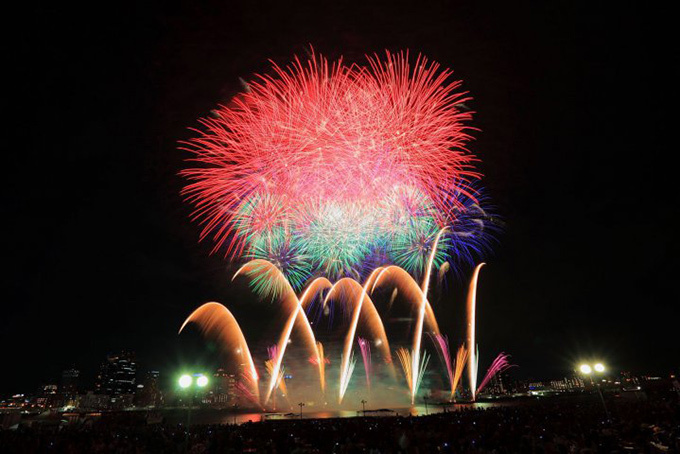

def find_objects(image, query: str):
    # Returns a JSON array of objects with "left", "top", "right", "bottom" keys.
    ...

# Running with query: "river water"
[{"left": 162, "top": 402, "right": 506, "bottom": 425}]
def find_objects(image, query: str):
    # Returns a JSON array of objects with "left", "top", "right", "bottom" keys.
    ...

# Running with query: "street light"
[
  {"left": 594, "top": 363, "right": 605, "bottom": 373},
  {"left": 579, "top": 364, "right": 592, "bottom": 375}
]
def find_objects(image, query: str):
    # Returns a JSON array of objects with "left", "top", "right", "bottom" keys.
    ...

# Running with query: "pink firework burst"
[
  {"left": 357, "top": 337, "right": 372, "bottom": 389},
  {"left": 476, "top": 353, "right": 514, "bottom": 395}
]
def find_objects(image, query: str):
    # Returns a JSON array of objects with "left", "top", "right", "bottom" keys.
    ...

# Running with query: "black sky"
[{"left": 4, "top": 1, "right": 677, "bottom": 394}]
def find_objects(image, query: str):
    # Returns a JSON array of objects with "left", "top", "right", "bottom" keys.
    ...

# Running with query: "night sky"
[{"left": 4, "top": 1, "right": 676, "bottom": 394}]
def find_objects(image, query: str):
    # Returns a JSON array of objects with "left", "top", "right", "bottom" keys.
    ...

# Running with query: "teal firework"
[
  {"left": 390, "top": 215, "right": 451, "bottom": 278},
  {"left": 244, "top": 228, "right": 312, "bottom": 298},
  {"left": 300, "top": 202, "right": 377, "bottom": 279}
]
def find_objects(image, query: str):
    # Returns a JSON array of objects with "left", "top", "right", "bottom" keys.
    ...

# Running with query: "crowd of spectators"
[{"left": 1, "top": 395, "right": 678, "bottom": 453}]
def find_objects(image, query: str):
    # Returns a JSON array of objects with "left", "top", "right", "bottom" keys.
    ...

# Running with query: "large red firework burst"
[{"left": 182, "top": 50, "right": 481, "bottom": 277}]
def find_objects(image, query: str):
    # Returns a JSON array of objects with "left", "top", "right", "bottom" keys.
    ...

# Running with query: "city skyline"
[{"left": 4, "top": 346, "right": 673, "bottom": 414}]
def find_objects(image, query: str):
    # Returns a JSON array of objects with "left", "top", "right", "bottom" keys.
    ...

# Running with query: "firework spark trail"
[
  {"left": 388, "top": 288, "right": 399, "bottom": 311},
  {"left": 396, "top": 348, "right": 413, "bottom": 392},
  {"left": 466, "top": 263, "right": 485, "bottom": 401},
  {"left": 476, "top": 353, "right": 513, "bottom": 395},
  {"left": 235, "top": 375, "right": 262, "bottom": 409},
  {"left": 322, "top": 268, "right": 384, "bottom": 323},
  {"left": 182, "top": 50, "right": 482, "bottom": 281},
  {"left": 417, "top": 352, "right": 431, "bottom": 398},
  {"left": 323, "top": 269, "right": 393, "bottom": 403},
  {"left": 372, "top": 265, "right": 440, "bottom": 335},
  {"left": 431, "top": 334, "right": 454, "bottom": 399},
  {"left": 234, "top": 260, "right": 331, "bottom": 404},
  {"left": 266, "top": 346, "right": 288, "bottom": 397},
  {"left": 437, "top": 262, "right": 450, "bottom": 285},
  {"left": 180, "top": 260, "right": 506, "bottom": 407},
  {"left": 264, "top": 362, "right": 292, "bottom": 409},
  {"left": 409, "top": 228, "right": 446, "bottom": 404},
  {"left": 452, "top": 344, "right": 469, "bottom": 401},
  {"left": 179, "top": 302, "right": 259, "bottom": 401},
  {"left": 233, "top": 252, "right": 306, "bottom": 301},
  {"left": 339, "top": 352, "right": 357, "bottom": 402},
  {"left": 267, "top": 277, "right": 330, "bottom": 405},
  {"left": 396, "top": 348, "right": 431, "bottom": 401},
  {"left": 315, "top": 342, "right": 326, "bottom": 395},
  {"left": 324, "top": 277, "right": 393, "bottom": 365},
  {"left": 263, "top": 360, "right": 281, "bottom": 408},
  {"left": 357, "top": 337, "right": 372, "bottom": 390}
]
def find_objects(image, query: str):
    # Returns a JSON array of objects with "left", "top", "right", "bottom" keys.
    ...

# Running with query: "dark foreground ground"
[{"left": 1, "top": 395, "right": 679, "bottom": 453}]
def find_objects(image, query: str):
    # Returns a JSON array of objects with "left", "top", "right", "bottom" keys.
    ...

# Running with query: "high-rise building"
[
  {"left": 96, "top": 351, "right": 137, "bottom": 396},
  {"left": 135, "top": 370, "right": 163, "bottom": 407},
  {"left": 34, "top": 384, "right": 61, "bottom": 408},
  {"left": 487, "top": 372, "right": 507, "bottom": 395},
  {"left": 78, "top": 392, "right": 110, "bottom": 410},
  {"left": 209, "top": 368, "right": 237, "bottom": 406},
  {"left": 61, "top": 368, "right": 80, "bottom": 397}
]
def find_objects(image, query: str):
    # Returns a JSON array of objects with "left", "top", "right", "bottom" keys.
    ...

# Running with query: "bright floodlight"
[
  {"left": 594, "top": 363, "right": 605, "bottom": 373},
  {"left": 579, "top": 364, "right": 592, "bottom": 374},
  {"left": 196, "top": 375, "right": 209, "bottom": 387},
  {"left": 179, "top": 374, "right": 192, "bottom": 388}
]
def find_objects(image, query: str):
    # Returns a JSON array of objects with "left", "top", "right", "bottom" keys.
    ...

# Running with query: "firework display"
[
  {"left": 179, "top": 50, "right": 511, "bottom": 409},
  {"left": 182, "top": 50, "right": 497, "bottom": 289},
  {"left": 181, "top": 254, "right": 512, "bottom": 407}
]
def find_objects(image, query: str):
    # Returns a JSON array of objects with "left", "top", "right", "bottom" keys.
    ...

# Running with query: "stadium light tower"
[
  {"left": 177, "top": 372, "right": 210, "bottom": 450},
  {"left": 177, "top": 373, "right": 209, "bottom": 390},
  {"left": 577, "top": 362, "right": 609, "bottom": 419}
]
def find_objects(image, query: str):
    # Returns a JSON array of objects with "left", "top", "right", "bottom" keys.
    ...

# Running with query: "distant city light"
[
  {"left": 594, "top": 363, "right": 605, "bottom": 373},
  {"left": 196, "top": 375, "right": 209, "bottom": 387},
  {"left": 579, "top": 364, "right": 592, "bottom": 374},
  {"left": 178, "top": 374, "right": 192, "bottom": 388}
]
